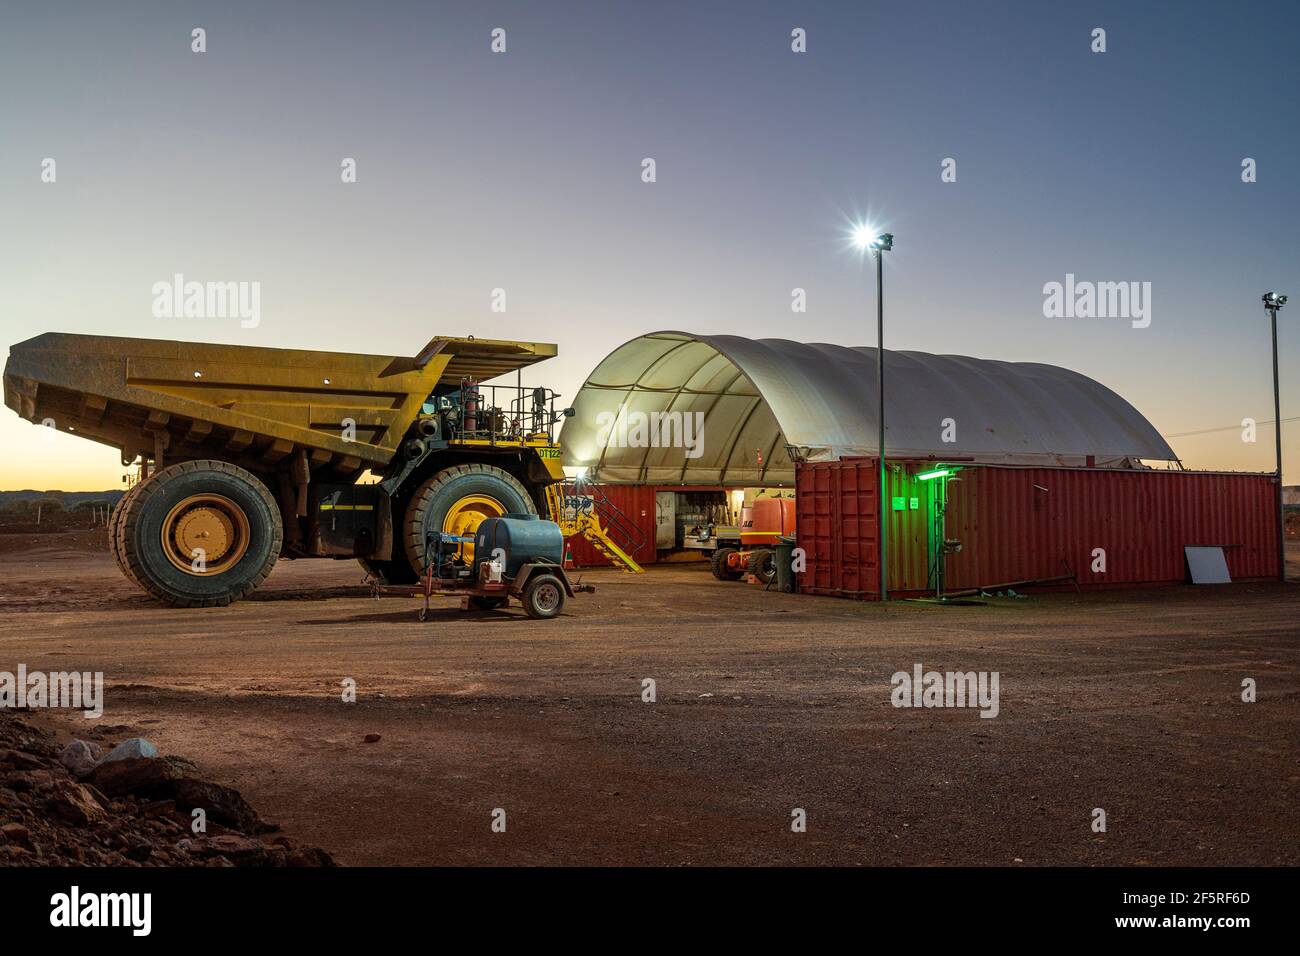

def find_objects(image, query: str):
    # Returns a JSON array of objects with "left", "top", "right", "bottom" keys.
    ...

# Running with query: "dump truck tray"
[{"left": 3, "top": 332, "right": 557, "bottom": 472}]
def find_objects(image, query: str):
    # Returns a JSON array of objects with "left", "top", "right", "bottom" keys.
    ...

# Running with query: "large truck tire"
[
  {"left": 116, "top": 460, "right": 282, "bottom": 607},
  {"left": 404, "top": 464, "right": 535, "bottom": 574},
  {"left": 108, "top": 479, "right": 148, "bottom": 579}
]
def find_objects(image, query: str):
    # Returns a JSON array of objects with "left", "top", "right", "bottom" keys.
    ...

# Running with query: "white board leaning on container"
[{"left": 1185, "top": 546, "right": 1231, "bottom": 585}]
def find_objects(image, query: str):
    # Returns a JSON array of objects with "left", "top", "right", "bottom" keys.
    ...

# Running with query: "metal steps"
[{"left": 546, "top": 484, "right": 645, "bottom": 574}]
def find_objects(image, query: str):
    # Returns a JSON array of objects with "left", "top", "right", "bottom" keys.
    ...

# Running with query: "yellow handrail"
[{"left": 545, "top": 484, "right": 644, "bottom": 573}]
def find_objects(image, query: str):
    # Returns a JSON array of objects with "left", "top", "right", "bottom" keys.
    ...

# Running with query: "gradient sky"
[{"left": 2, "top": 0, "right": 1297, "bottom": 489}]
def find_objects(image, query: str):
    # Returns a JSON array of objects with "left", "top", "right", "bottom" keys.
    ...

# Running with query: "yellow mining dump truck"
[{"left": 3, "top": 331, "right": 575, "bottom": 606}]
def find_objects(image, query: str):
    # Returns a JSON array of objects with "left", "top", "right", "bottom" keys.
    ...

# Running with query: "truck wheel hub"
[
  {"left": 442, "top": 495, "right": 505, "bottom": 561},
  {"left": 162, "top": 494, "right": 250, "bottom": 575}
]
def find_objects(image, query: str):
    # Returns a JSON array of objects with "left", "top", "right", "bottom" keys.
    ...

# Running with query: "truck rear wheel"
[
  {"left": 117, "top": 460, "right": 282, "bottom": 607},
  {"left": 404, "top": 464, "right": 536, "bottom": 574},
  {"left": 108, "top": 479, "right": 147, "bottom": 580}
]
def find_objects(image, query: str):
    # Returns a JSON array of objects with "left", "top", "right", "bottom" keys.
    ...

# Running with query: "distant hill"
[{"left": 0, "top": 489, "right": 124, "bottom": 509}]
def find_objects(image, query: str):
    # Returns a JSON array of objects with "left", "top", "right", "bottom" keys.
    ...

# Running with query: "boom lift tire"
[
  {"left": 747, "top": 548, "right": 777, "bottom": 584},
  {"left": 117, "top": 460, "right": 283, "bottom": 607},
  {"left": 710, "top": 547, "right": 743, "bottom": 581},
  {"left": 404, "top": 464, "right": 536, "bottom": 575}
]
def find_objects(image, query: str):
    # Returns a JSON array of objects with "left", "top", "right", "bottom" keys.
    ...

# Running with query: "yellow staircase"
[{"left": 546, "top": 485, "right": 644, "bottom": 574}]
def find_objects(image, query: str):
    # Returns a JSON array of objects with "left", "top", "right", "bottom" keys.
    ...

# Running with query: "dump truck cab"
[{"left": 3, "top": 331, "right": 570, "bottom": 605}]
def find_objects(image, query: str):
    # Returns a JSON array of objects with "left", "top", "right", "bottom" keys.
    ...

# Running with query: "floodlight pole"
[
  {"left": 875, "top": 245, "right": 887, "bottom": 602},
  {"left": 1267, "top": 298, "right": 1285, "bottom": 581}
]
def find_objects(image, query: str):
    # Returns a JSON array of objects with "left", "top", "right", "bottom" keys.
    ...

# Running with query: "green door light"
[{"left": 916, "top": 467, "right": 956, "bottom": 482}]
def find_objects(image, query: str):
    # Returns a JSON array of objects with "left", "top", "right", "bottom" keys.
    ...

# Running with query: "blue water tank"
[{"left": 474, "top": 515, "right": 564, "bottom": 577}]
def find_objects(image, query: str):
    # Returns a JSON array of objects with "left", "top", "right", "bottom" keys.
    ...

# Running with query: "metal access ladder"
[{"left": 545, "top": 483, "right": 645, "bottom": 574}]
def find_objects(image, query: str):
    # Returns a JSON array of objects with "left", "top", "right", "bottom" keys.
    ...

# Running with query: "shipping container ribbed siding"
[
  {"left": 561, "top": 484, "right": 658, "bottom": 568},
  {"left": 795, "top": 458, "right": 1281, "bottom": 599}
]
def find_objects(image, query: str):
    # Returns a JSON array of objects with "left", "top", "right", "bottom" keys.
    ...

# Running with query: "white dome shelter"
[{"left": 562, "top": 331, "right": 1176, "bottom": 487}]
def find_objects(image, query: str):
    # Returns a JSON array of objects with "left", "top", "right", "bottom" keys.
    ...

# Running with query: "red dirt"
[{"left": 1, "top": 540, "right": 1297, "bottom": 866}]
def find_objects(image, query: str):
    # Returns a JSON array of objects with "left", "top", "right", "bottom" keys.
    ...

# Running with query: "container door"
[{"left": 655, "top": 491, "right": 676, "bottom": 549}]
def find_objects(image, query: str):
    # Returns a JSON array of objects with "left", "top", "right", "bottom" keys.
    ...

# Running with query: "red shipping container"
[
  {"left": 562, "top": 484, "right": 658, "bottom": 568},
  {"left": 795, "top": 459, "right": 1281, "bottom": 599}
]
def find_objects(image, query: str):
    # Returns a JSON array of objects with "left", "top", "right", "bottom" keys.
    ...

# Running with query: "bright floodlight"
[
  {"left": 852, "top": 224, "right": 876, "bottom": 249},
  {"left": 1263, "top": 292, "right": 1288, "bottom": 308},
  {"left": 852, "top": 225, "right": 894, "bottom": 252}
]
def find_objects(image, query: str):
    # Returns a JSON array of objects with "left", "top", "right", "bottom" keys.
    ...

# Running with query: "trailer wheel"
[
  {"left": 710, "top": 547, "right": 743, "bottom": 581},
  {"left": 521, "top": 573, "right": 565, "bottom": 619},
  {"left": 404, "top": 464, "right": 535, "bottom": 574},
  {"left": 117, "top": 460, "right": 282, "bottom": 607},
  {"left": 747, "top": 548, "right": 777, "bottom": 584}
]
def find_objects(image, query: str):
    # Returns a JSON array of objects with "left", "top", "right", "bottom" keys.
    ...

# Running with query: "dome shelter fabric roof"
[{"left": 560, "top": 332, "right": 1177, "bottom": 487}]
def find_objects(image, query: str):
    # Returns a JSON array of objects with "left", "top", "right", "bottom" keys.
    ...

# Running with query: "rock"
[
  {"left": 7, "top": 769, "right": 57, "bottom": 792},
  {"left": 2, "top": 711, "right": 335, "bottom": 869},
  {"left": 285, "top": 845, "right": 337, "bottom": 867},
  {"left": 46, "top": 781, "right": 107, "bottom": 827},
  {"left": 59, "top": 739, "right": 104, "bottom": 777},
  {"left": 139, "top": 798, "right": 177, "bottom": 819},
  {"left": 364, "top": 733, "right": 381, "bottom": 743},
  {"left": 0, "top": 822, "right": 34, "bottom": 849},
  {"left": 0, "top": 748, "right": 47, "bottom": 771},
  {"left": 89, "top": 756, "right": 182, "bottom": 796},
  {"left": 101, "top": 737, "right": 159, "bottom": 764},
  {"left": 191, "top": 834, "right": 270, "bottom": 865},
  {"left": 168, "top": 777, "right": 266, "bottom": 834},
  {"left": 81, "top": 782, "right": 111, "bottom": 806}
]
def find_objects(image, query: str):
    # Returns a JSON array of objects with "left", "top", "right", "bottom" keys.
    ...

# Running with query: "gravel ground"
[{"left": 1, "top": 539, "right": 1297, "bottom": 866}]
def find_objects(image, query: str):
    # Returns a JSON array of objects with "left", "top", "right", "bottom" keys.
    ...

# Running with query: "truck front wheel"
[
  {"left": 117, "top": 460, "right": 282, "bottom": 607},
  {"left": 404, "top": 464, "right": 536, "bottom": 575}
]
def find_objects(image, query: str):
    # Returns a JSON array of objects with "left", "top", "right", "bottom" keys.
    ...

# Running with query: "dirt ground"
[{"left": 1, "top": 536, "right": 1297, "bottom": 866}]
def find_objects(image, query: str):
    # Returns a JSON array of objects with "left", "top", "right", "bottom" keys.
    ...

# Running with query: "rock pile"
[{"left": 0, "top": 711, "right": 334, "bottom": 867}]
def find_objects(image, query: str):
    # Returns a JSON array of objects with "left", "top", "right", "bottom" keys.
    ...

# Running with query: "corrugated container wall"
[
  {"left": 795, "top": 459, "right": 1281, "bottom": 599},
  {"left": 562, "top": 484, "right": 658, "bottom": 568}
]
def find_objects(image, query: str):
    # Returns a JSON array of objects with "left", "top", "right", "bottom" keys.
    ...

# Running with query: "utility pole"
[{"left": 1263, "top": 292, "right": 1289, "bottom": 581}]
